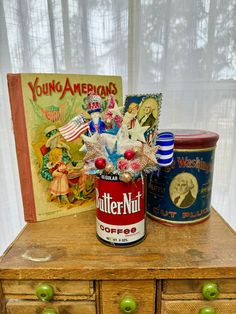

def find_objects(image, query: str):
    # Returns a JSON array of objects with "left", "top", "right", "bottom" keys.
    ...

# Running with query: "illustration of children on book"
[
  {"left": 40, "top": 125, "right": 71, "bottom": 156},
  {"left": 47, "top": 147, "right": 70, "bottom": 204},
  {"left": 41, "top": 126, "right": 72, "bottom": 182},
  {"left": 67, "top": 167, "right": 94, "bottom": 201},
  {"left": 41, "top": 125, "right": 94, "bottom": 204}
]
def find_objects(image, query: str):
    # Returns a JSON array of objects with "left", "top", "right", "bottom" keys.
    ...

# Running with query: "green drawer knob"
[
  {"left": 36, "top": 283, "right": 54, "bottom": 301},
  {"left": 202, "top": 282, "right": 219, "bottom": 300},
  {"left": 119, "top": 296, "right": 137, "bottom": 313},
  {"left": 41, "top": 309, "right": 58, "bottom": 314},
  {"left": 199, "top": 307, "right": 217, "bottom": 314}
]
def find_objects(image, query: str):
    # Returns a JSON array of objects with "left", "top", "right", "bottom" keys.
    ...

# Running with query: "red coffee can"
[{"left": 96, "top": 174, "right": 146, "bottom": 246}]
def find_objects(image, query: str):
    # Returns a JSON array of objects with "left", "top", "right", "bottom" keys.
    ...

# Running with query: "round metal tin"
[
  {"left": 147, "top": 129, "right": 219, "bottom": 225},
  {"left": 96, "top": 174, "right": 146, "bottom": 246}
]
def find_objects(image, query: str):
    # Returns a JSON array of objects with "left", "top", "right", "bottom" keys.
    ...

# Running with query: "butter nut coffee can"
[{"left": 96, "top": 174, "right": 146, "bottom": 246}]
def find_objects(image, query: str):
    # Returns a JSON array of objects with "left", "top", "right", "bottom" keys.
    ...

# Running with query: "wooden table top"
[{"left": 0, "top": 209, "right": 235, "bottom": 280}]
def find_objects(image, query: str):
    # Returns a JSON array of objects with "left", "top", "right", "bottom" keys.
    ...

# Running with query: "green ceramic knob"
[
  {"left": 119, "top": 296, "right": 137, "bottom": 313},
  {"left": 36, "top": 283, "right": 54, "bottom": 301},
  {"left": 202, "top": 282, "right": 219, "bottom": 300},
  {"left": 199, "top": 307, "right": 217, "bottom": 314},
  {"left": 41, "top": 309, "right": 58, "bottom": 314}
]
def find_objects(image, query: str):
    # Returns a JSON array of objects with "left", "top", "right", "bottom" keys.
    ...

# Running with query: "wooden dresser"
[{"left": 0, "top": 209, "right": 236, "bottom": 314}]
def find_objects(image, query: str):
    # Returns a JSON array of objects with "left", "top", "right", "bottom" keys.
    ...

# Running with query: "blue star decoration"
[{"left": 105, "top": 141, "right": 123, "bottom": 169}]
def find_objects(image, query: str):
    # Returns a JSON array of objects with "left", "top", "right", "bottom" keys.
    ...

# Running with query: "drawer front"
[
  {"left": 100, "top": 280, "right": 156, "bottom": 314},
  {"left": 163, "top": 279, "right": 236, "bottom": 300},
  {"left": 6, "top": 300, "right": 96, "bottom": 314},
  {"left": 2, "top": 280, "right": 94, "bottom": 299},
  {"left": 161, "top": 300, "right": 236, "bottom": 314}
]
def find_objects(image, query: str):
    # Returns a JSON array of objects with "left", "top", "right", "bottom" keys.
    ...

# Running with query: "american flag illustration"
[{"left": 59, "top": 115, "right": 89, "bottom": 142}]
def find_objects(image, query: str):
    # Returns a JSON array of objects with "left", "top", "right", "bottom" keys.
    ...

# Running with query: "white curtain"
[{"left": 0, "top": 0, "right": 235, "bottom": 255}]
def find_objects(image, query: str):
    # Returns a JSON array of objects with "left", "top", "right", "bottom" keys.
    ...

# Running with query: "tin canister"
[
  {"left": 147, "top": 129, "right": 219, "bottom": 225},
  {"left": 96, "top": 174, "right": 146, "bottom": 246}
]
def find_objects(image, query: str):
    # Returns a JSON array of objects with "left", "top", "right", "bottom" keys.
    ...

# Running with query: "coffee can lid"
[{"left": 161, "top": 129, "right": 219, "bottom": 149}]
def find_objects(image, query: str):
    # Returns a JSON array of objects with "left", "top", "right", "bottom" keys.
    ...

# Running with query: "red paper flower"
[
  {"left": 117, "top": 159, "right": 129, "bottom": 171},
  {"left": 130, "top": 160, "right": 142, "bottom": 172},
  {"left": 114, "top": 115, "right": 122, "bottom": 128}
]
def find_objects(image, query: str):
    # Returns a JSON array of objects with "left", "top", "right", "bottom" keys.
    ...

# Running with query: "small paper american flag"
[{"left": 59, "top": 115, "right": 89, "bottom": 142}]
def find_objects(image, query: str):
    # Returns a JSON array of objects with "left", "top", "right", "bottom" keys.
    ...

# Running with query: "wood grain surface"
[
  {"left": 162, "top": 278, "right": 236, "bottom": 300},
  {"left": 6, "top": 300, "right": 96, "bottom": 314},
  {"left": 2, "top": 279, "right": 93, "bottom": 296},
  {"left": 0, "top": 282, "right": 5, "bottom": 313},
  {"left": 99, "top": 280, "right": 156, "bottom": 314},
  {"left": 161, "top": 299, "right": 236, "bottom": 314},
  {"left": 0, "top": 209, "right": 235, "bottom": 280}
]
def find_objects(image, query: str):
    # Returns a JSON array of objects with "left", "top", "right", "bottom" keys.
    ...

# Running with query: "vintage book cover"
[{"left": 7, "top": 73, "right": 123, "bottom": 222}]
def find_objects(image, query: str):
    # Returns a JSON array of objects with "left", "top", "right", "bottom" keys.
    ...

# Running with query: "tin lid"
[{"left": 162, "top": 129, "right": 219, "bottom": 149}]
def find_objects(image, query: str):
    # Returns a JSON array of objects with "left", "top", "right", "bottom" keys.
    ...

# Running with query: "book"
[{"left": 7, "top": 73, "right": 123, "bottom": 222}]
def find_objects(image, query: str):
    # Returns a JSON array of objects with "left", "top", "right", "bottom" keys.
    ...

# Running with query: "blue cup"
[{"left": 155, "top": 132, "right": 174, "bottom": 166}]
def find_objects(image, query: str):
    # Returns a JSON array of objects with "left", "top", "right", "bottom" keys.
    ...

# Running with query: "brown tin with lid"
[{"left": 147, "top": 129, "right": 219, "bottom": 225}]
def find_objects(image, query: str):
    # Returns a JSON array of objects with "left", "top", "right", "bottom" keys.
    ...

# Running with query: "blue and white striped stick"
[{"left": 156, "top": 132, "right": 174, "bottom": 167}]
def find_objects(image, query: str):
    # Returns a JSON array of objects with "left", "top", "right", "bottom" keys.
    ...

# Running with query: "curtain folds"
[{"left": 0, "top": 0, "right": 235, "bottom": 254}]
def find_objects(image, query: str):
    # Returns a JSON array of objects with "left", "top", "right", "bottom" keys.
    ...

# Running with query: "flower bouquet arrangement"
[
  {"left": 60, "top": 92, "right": 162, "bottom": 182},
  {"left": 59, "top": 92, "right": 166, "bottom": 246}
]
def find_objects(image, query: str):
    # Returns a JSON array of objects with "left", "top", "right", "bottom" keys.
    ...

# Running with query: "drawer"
[
  {"left": 163, "top": 279, "right": 236, "bottom": 300},
  {"left": 100, "top": 280, "right": 156, "bottom": 314},
  {"left": 161, "top": 300, "right": 236, "bottom": 314},
  {"left": 6, "top": 300, "right": 96, "bottom": 313},
  {"left": 2, "top": 280, "right": 94, "bottom": 300}
]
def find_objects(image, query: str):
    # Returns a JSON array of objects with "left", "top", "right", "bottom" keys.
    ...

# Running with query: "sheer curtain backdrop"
[{"left": 0, "top": 0, "right": 236, "bottom": 255}]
